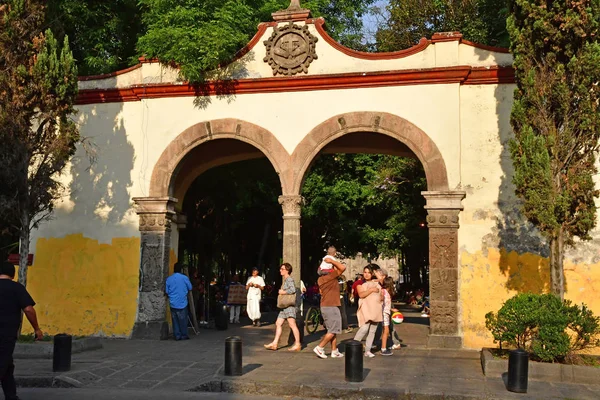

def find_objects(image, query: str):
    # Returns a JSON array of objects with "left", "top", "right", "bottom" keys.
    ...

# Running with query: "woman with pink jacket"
[{"left": 352, "top": 264, "right": 382, "bottom": 358}]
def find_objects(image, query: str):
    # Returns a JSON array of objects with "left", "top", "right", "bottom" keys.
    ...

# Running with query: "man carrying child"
[{"left": 313, "top": 254, "right": 346, "bottom": 359}]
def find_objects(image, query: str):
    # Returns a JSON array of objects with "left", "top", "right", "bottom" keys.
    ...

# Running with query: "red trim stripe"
[{"left": 75, "top": 66, "right": 514, "bottom": 105}]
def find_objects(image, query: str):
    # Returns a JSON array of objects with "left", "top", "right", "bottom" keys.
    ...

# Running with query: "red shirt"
[{"left": 352, "top": 279, "right": 364, "bottom": 299}]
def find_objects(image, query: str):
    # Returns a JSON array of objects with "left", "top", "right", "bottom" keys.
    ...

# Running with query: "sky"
[{"left": 362, "top": 0, "right": 389, "bottom": 42}]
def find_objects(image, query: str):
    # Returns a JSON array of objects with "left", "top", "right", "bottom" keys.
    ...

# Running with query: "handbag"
[{"left": 277, "top": 293, "right": 296, "bottom": 309}]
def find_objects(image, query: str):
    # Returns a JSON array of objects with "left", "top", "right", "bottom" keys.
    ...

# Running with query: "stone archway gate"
[{"left": 31, "top": 1, "right": 521, "bottom": 348}]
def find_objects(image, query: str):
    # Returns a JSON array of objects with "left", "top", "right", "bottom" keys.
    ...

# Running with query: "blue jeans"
[{"left": 170, "top": 307, "right": 189, "bottom": 340}]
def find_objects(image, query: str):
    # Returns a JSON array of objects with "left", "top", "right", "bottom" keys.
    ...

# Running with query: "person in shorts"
[{"left": 313, "top": 258, "right": 346, "bottom": 359}]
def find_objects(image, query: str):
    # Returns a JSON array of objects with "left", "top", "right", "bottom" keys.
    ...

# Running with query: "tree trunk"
[
  {"left": 17, "top": 211, "right": 30, "bottom": 337},
  {"left": 18, "top": 211, "right": 30, "bottom": 288},
  {"left": 549, "top": 229, "right": 565, "bottom": 300}
]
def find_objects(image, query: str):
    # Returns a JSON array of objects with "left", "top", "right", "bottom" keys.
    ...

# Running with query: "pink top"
[{"left": 357, "top": 280, "right": 383, "bottom": 326}]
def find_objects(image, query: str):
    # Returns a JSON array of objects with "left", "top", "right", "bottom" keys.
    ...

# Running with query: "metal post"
[
  {"left": 215, "top": 302, "right": 228, "bottom": 331},
  {"left": 53, "top": 334, "right": 72, "bottom": 372},
  {"left": 507, "top": 349, "right": 529, "bottom": 393},
  {"left": 224, "top": 336, "right": 242, "bottom": 376},
  {"left": 345, "top": 340, "right": 363, "bottom": 382}
]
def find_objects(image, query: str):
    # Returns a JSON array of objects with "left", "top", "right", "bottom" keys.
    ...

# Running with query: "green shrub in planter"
[
  {"left": 485, "top": 293, "right": 600, "bottom": 362},
  {"left": 565, "top": 302, "right": 600, "bottom": 353}
]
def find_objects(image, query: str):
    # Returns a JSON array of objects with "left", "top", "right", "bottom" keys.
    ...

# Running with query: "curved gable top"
[{"left": 75, "top": 18, "right": 514, "bottom": 99}]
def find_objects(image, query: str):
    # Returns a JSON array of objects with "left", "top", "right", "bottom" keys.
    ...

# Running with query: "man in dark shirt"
[
  {"left": 313, "top": 258, "right": 346, "bottom": 359},
  {"left": 0, "top": 261, "right": 43, "bottom": 400}
]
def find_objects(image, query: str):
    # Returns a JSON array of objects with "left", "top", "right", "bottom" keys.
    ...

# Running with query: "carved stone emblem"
[{"left": 264, "top": 22, "right": 318, "bottom": 76}]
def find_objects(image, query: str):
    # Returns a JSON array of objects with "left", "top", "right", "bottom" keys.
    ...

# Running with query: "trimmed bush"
[{"left": 485, "top": 293, "right": 600, "bottom": 362}]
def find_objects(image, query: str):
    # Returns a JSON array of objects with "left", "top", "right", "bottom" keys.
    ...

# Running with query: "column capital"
[
  {"left": 133, "top": 197, "right": 177, "bottom": 232},
  {"left": 422, "top": 191, "right": 465, "bottom": 229},
  {"left": 421, "top": 191, "right": 466, "bottom": 210},
  {"left": 278, "top": 195, "right": 305, "bottom": 218}
]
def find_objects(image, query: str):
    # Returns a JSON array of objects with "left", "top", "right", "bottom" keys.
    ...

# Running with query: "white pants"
[
  {"left": 229, "top": 305, "right": 241, "bottom": 323},
  {"left": 247, "top": 297, "right": 261, "bottom": 321}
]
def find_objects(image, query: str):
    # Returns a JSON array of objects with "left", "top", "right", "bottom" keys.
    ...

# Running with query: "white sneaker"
[
  {"left": 331, "top": 350, "right": 344, "bottom": 358},
  {"left": 392, "top": 344, "right": 402, "bottom": 350},
  {"left": 364, "top": 351, "right": 375, "bottom": 358},
  {"left": 313, "top": 346, "right": 327, "bottom": 359}
]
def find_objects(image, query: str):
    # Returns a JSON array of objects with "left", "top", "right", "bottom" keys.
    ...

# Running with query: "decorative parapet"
[{"left": 272, "top": 0, "right": 311, "bottom": 22}]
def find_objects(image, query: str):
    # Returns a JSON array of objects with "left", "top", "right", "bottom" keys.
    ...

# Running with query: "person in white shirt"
[
  {"left": 246, "top": 267, "right": 265, "bottom": 326},
  {"left": 317, "top": 246, "right": 338, "bottom": 276}
]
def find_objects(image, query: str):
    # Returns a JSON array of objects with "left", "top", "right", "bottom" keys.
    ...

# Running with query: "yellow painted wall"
[
  {"left": 20, "top": 234, "right": 140, "bottom": 337},
  {"left": 461, "top": 248, "right": 600, "bottom": 354}
]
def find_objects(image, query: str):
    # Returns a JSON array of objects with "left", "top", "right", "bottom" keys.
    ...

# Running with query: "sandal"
[
  {"left": 288, "top": 344, "right": 302, "bottom": 352},
  {"left": 263, "top": 343, "right": 278, "bottom": 351}
]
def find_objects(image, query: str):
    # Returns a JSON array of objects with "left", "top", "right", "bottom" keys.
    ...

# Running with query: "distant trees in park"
[{"left": 371, "top": 0, "right": 509, "bottom": 51}]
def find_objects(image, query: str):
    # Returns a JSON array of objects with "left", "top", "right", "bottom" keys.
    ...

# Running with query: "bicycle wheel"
[{"left": 305, "top": 306, "right": 320, "bottom": 334}]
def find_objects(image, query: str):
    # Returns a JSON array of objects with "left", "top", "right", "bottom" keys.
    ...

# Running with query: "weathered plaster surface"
[
  {"left": 458, "top": 84, "right": 600, "bottom": 353},
  {"left": 20, "top": 235, "right": 140, "bottom": 337}
]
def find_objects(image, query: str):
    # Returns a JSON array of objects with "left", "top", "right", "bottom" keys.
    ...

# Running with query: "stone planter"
[
  {"left": 14, "top": 337, "right": 103, "bottom": 359},
  {"left": 481, "top": 348, "right": 600, "bottom": 384}
]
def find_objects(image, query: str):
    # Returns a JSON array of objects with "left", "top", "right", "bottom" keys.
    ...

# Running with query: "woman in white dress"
[{"left": 246, "top": 267, "right": 265, "bottom": 326}]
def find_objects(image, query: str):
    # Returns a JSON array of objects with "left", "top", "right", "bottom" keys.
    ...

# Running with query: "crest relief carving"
[{"left": 264, "top": 22, "right": 318, "bottom": 76}]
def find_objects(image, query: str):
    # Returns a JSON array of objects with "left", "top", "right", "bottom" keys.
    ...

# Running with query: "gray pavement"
[
  {"left": 17, "top": 388, "right": 273, "bottom": 400},
  {"left": 13, "top": 308, "right": 600, "bottom": 399}
]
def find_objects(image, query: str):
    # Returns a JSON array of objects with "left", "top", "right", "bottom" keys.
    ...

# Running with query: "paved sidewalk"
[{"left": 14, "top": 312, "right": 600, "bottom": 399}]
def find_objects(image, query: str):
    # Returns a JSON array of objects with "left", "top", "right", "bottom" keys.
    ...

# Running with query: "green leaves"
[
  {"left": 0, "top": 0, "right": 79, "bottom": 233},
  {"left": 301, "top": 154, "right": 427, "bottom": 259},
  {"left": 485, "top": 293, "right": 600, "bottom": 362},
  {"left": 508, "top": 0, "right": 600, "bottom": 249},
  {"left": 136, "top": 0, "right": 375, "bottom": 83},
  {"left": 375, "top": 0, "right": 509, "bottom": 51}
]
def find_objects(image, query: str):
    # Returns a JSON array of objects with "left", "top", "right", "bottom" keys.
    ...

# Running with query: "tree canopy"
[
  {"left": 508, "top": 0, "right": 600, "bottom": 298},
  {"left": 46, "top": 0, "right": 142, "bottom": 76},
  {"left": 374, "top": 0, "right": 509, "bottom": 51},
  {"left": 0, "top": 0, "right": 79, "bottom": 286},
  {"left": 137, "top": 0, "right": 375, "bottom": 82}
]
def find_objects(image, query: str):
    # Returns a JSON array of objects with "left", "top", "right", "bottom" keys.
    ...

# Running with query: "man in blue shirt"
[{"left": 165, "top": 263, "right": 192, "bottom": 340}]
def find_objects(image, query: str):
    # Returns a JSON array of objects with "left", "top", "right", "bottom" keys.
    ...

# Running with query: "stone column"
[
  {"left": 278, "top": 195, "right": 304, "bottom": 286},
  {"left": 422, "top": 191, "right": 466, "bottom": 349},
  {"left": 132, "top": 197, "right": 177, "bottom": 339}
]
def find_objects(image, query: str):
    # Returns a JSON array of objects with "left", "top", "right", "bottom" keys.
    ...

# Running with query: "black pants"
[
  {"left": 338, "top": 301, "right": 348, "bottom": 330},
  {"left": 0, "top": 337, "right": 17, "bottom": 399}
]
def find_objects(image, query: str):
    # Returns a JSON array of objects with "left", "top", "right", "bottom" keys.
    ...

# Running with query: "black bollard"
[
  {"left": 53, "top": 333, "right": 72, "bottom": 372},
  {"left": 224, "top": 336, "right": 242, "bottom": 376},
  {"left": 507, "top": 348, "right": 529, "bottom": 393},
  {"left": 215, "top": 302, "right": 228, "bottom": 331},
  {"left": 345, "top": 340, "right": 364, "bottom": 382}
]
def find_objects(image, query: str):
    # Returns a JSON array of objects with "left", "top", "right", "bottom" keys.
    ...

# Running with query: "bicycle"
[{"left": 304, "top": 305, "right": 324, "bottom": 334}]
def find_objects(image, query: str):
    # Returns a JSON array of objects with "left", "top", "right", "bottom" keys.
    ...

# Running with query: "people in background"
[
  {"left": 0, "top": 261, "right": 43, "bottom": 400},
  {"left": 227, "top": 274, "right": 244, "bottom": 324},
  {"left": 165, "top": 263, "right": 192, "bottom": 340},
  {"left": 264, "top": 263, "right": 301, "bottom": 351},
  {"left": 353, "top": 265, "right": 382, "bottom": 358},
  {"left": 246, "top": 268, "right": 265, "bottom": 326},
  {"left": 317, "top": 246, "right": 338, "bottom": 276},
  {"left": 313, "top": 258, "right": 347, "bottom": 359}
]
